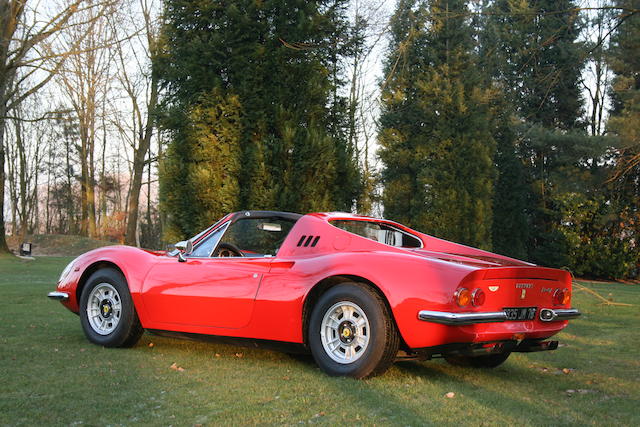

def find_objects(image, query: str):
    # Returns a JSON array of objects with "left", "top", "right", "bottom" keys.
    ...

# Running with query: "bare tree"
[
  {"left": 55, "top": 0, "right": 120, "bottom": 238},
  {"left": 582, "top": 0, "right": 616, "bottom": 137},
  {"left": 109, "top": 0, "right": 160, "bottom": 246},
  {"left": 346, "top": 0, "right": 390, "bottom": 215},
  {"left": 0, "top": 0, "right": 113, "bottom": 254}
]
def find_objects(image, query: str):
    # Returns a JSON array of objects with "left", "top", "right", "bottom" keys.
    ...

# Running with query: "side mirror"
[{"left": 175, "top": 239, "right": 193, "bottom": 262}]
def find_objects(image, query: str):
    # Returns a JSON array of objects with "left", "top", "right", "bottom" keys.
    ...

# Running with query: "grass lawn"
[{"left": 1, "top": 256, "right": 638, "bottom": 426}]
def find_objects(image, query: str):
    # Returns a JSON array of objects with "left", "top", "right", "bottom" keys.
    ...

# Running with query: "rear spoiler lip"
[{"left": 462, "top": 266, "right": 572, "bottom": 283}]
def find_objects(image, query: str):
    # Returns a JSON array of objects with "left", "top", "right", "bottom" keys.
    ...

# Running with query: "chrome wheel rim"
[
  {"left": 320, "top": 301, "right": 370, "bottom": 364},
  {"left": 86, "top": 283, "right": 122, "bottom": 335}
]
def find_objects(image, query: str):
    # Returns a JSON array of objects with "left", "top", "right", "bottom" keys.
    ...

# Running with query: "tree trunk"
[
  {"left": 0, "top": 103, "right": 10, "bottom": 254},
  {"left": 125, "top": 73, "right": 158, "bottom": 246}
]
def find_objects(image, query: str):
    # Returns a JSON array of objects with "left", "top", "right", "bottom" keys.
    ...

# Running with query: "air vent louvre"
[{"left": 296, "top": 235, "right": 321, "bottom": 248}]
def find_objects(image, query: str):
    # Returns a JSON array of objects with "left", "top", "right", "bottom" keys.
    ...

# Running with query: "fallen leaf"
[
  {"left": 445, "top": 392, "right": 455, "bottom": 398},
  {"left": 562, "top": 368, "right": 573, "bottom": 374},
  {"left": 170, "top": 362, "right": 184, "bottom": 371},
  {"left": 235, "top": 353, "right": 243, "bottom": 358},
  {"left": 215, "top": 353, "right": 221, "bottom": 357},
  {"left": 148, "top": 342, "right": 155, "bottom": 348}
]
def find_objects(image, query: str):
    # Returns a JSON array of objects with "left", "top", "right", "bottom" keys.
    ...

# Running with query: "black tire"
[
  {"left": 308, "top": 282, "right": 400, "bottom": 378},
  {"left": 79, "top": 268, "right": 143, "bottom": 348},
  {"left": 444, "top": 352, "right": 511, "bottom": 368}
]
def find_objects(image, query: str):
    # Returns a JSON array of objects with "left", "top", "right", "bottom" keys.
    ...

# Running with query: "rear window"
[{"left": 330, "top": 220, "right": 422, "bottom": 248}]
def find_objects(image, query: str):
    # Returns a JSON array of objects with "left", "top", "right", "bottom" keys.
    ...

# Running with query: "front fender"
[{"left": 54, "top": 246, "right": 161, "bottom": 319}]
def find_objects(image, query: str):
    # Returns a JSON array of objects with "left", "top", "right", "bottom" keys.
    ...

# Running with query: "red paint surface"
[{"left": 54, "top": 212, "right": 575, "bottom": 350}]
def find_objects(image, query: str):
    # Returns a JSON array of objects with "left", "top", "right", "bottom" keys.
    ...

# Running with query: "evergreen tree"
[
  {"left": 160, "top": 90, "right": 242, "bottom": 241},
  {"left": 379, "top": 0, "right": 496, "bottom": 248},
  {"left": 604, "top": 0, "right": 640, "bottom": 277},
  {"left": 158, "top": 0, "right": 361, "bottom": 239},
  {"left": 483, "top": 0, "right": 587, "bottom": 265}
]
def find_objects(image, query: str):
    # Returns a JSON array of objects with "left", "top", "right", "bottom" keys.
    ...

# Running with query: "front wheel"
[
  {"left": 444, "top": 352, "right": 511, "bottom": 368},
  {"left": 80, "top": 268, "right": 143, "bottom": 347},
  {"left": 308, "top": 282, "right": 399, "bottom": 378}
]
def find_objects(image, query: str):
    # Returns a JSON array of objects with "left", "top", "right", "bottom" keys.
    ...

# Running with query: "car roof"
[
  {"left": 230, "top": 210, "right": 384, "bottom": 223},
  {"left": 229, "top": 210, "right": 303, "bottom": 222}
]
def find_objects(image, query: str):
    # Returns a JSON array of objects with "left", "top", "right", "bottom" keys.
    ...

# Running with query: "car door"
[{"left": 141, "top": 256, "right": 271, "bottom": 329}]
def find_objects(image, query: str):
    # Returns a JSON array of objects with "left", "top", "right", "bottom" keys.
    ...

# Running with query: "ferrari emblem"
[
  {"left": 102, "top": 305, "right": 109, "bottom": 315},
  {"left": 520, "top": 289, "right": 526, "bottom": 299},
  {"left": 342, "top": 329, "right": 351, "bottom": 338}
]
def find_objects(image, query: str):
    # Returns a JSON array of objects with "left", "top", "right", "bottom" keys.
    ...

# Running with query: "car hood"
[{"left": 407, "top": 249, "right": 530, "bottom": 268}]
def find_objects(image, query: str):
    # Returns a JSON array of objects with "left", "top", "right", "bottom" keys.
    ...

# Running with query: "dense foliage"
[
  {"left": 379, "top": 0, "right": 638, "bottom": 278},
  {"left": 158, "top": 0, "right": 361, "bottom": 240},
  {"left": 379, "top": 0, "right": 496, "bottom": 249},
  {"left": 155, "top": 0, "right": 638, "bottom": 278}
]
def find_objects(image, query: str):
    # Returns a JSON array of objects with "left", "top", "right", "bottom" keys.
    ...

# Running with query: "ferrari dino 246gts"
[{"left": 48, "top": 211, "right": 580, "bottom": 378}]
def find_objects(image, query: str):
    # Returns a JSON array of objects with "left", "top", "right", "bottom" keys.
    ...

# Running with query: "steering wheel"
[{"left": 214, "top": 242, "right": 244, "bottom": 257}]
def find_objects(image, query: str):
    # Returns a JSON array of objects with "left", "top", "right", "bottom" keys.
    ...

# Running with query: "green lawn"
[{"left": 1, "top": 256, "right": 638, "bottom": 426}]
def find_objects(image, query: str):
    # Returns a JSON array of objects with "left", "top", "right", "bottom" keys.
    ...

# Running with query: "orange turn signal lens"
[
  {"left": 472, "top": 288, "right": 486, "bottom": 307},
  {"left": 552, "top": 288, "right": 566, "bottom": 306},
  {"left": 455, "top": 288, "right": 472, "bottom": 307},
  {"left": 562, "top": 288, "right": 570, "bottom": 305}
]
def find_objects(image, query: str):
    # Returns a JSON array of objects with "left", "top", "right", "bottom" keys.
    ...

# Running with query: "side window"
[
  {"left": 330, "top": 220, "right": 422, "bottom": 248},
  {"left": 220, "top": 218, "right": 296, "bottom": 257},
  {"left": 189, "top": 223, "right": 229, "bottom": 257}
]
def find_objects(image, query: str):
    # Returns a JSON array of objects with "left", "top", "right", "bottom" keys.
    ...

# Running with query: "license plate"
[{"left": 504, "top": 307, "right": 537, "bottom": 321}]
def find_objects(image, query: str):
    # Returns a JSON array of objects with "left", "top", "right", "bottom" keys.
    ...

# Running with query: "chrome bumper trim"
[
  {"left": 539, "top": 308, "right": 581, "bottom": 322},
  {"left": 47, "top": 291, "right": 69, "bottom": 301},
  {"left": 418, "top": 310, "right": 507, "bottom": 325}
]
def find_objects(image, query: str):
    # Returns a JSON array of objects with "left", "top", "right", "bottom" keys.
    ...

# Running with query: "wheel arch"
[
  {"left": 301, "top": 275, "right": 408, "bottom": 350},
  {"left": 76, "top": 261, "right": 127, "bottom": 304}
]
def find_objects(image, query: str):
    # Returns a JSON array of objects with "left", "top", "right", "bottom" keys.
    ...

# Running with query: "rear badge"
[
  {"left": 488, "top": 286, "right": 499, "bottom": 292},
  {"left": 520, "top": 289, "right": 527, "bottom": 299}
]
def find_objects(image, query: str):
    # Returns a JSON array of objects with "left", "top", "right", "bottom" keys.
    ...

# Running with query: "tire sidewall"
[
  {"left": 308, "top": 283, "right": 391, "bottom": 378},
  {"left": 80, "top": 269, "right": 138, "bottom": 347}
]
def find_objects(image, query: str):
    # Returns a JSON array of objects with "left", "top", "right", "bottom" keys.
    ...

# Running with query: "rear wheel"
[
  {"left": 308, "top": 282, "right": 399, "bottom": 378},
  {"left": 80, "top": 268, "right": 143, "bottom": 348},
  {"left": 444, "top": 352, "right": 511, "bottom": 368}
]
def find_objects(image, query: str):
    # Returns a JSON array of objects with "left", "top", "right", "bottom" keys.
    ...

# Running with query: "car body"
[{"left": 48, "top": 210, "right": 580, "bottom": 378}]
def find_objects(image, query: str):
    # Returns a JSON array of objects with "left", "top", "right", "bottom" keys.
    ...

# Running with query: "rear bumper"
[
  {"left": 539, "top": 308, "right": 581, "bottom": 321},
  {"left": 47, "top": 291, "right": 69, "bottom": 301},
  {"left": 418, "top": 307, "right": 581, "bottom": 325}
]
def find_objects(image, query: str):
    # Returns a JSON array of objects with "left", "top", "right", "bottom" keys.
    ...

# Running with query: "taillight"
[
  {"left": 455, "top": 288, "right": 472, "bottom": 307},
  {"left": 472, "top": 288, "right": 486, "bottom": 307},
  {"left": 552, "top": 288, "right": 569, "bottom": 306}
]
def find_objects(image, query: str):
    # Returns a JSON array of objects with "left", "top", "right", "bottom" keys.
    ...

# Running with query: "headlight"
[{"left": 58, "top": 260, "right": 75, "bottom": 283}]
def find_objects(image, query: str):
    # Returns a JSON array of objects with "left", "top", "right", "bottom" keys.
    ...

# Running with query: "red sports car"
[{"left": 48, "top": 211, "right": 580, "bottom": 378}]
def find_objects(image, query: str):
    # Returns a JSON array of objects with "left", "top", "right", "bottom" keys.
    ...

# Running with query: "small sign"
[{"left": 20, "top": 242, "right": 32, "bottom": 256}]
